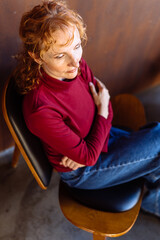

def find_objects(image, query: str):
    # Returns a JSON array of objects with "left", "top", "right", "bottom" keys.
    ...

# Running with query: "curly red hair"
[{"left": 14, "top": 0, "right": 87, "bottom": 94}]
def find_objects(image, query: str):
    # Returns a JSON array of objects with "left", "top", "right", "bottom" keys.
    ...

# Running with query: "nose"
[{"left": 68, "top": 54, "right": 79, "bottom": 68}]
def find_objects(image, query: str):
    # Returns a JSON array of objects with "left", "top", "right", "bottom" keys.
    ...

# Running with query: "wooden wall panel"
[
  {"left": 68, "top": 0, "right": 160, "bottom": 94},
  {"left": 0, "top": 0, "right": 160, "bottom": 151},
  {"left": 0, "top": 0, "right": 41, "bottom": 151}
]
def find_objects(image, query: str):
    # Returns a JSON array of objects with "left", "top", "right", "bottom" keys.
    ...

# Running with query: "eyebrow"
[{"left": 52, "top": 41, "right": 82, "bottom": 57}]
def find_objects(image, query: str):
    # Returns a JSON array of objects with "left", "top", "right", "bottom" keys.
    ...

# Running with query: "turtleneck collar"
[{"left": 39, "top": 68, "right": 78, "bottom": 91}]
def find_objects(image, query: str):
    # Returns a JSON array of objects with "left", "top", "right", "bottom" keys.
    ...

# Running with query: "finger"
[
  {"left": 69, "top": 162, "right": 76, "bottom": 169},
  {"left": 72, "top": 165, "right": 79, "bottom": 170},
  {"left": 61, "top": 156, "right": 69, "bottom": 167},
  {"left": 61, "top": 156, "right": 68, "bottom": 161},
  {"left": 96, "top": 79, "right": 106, "bottom": 89},
  {"left": 66, "top": 159, "right": 79, "bottom": 169},
  {"left": 89, "top": 82, "right": 98, "bottom": 99},
  {"left": 64, "top": 158, "right": 72, "bottom": 167},
  {"left": 70, "top": 162, "right": 85, "bottom": 170},
  {"left": 70, "top": 162, "right": 80, "bottom": 170},
  {"left": 67, "top": 161, "right": 79, "bottom": 170}
]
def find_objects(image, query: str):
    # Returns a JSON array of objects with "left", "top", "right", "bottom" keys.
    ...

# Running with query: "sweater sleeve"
[{"left": 26, "top": 106, "right": 112, "bottom": 166}]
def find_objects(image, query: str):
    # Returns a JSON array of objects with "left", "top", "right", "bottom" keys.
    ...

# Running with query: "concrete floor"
[{"left": 0, "top": 85, "right": 160, "bottom": 240}]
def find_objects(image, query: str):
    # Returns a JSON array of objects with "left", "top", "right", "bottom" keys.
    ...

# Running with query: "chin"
[{"left": 66, "top": 70, "right": 78, "bottom": 79}]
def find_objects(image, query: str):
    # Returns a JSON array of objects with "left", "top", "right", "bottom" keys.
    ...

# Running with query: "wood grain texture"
[
  {"left": 93, "top": 233, "right": 106, "bottom": 240},
  {"left": 59, "top": 180, "right": 143, "bottom": 238},
  {"left": 67, "top": 0, "right": 160, "bottom": 94},
  {"left": 111, "top": 94, "right": 146, "bottom": 130}
]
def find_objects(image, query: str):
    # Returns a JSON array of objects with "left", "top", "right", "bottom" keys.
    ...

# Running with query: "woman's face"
[{"left": 40, "top": 27, "right": 83, "bottom": 80}]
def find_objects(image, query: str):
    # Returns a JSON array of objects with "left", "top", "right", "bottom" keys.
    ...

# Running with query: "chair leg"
[
  {"left": 93, "top": 233, "right": 106, "bottom": 240},
  {"left": 11, "top": 144, "right": 20, "bottom": 168}
]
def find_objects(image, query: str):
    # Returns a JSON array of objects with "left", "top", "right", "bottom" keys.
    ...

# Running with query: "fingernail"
[{"left": 89, "top": 82, "right": 93, "bottom": 86}]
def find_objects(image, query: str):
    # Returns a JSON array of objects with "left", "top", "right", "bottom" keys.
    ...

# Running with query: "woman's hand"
[
  {"left": 89, "top": 79, "right": 110, "bottom": 119},
  {"left": 60, "top": 156, "right": 85, "bottom": 170}
]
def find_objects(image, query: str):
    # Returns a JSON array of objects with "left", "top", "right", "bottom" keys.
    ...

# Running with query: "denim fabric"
[{"left": 59, "top": 122, "right": 160, "bottom": 217}]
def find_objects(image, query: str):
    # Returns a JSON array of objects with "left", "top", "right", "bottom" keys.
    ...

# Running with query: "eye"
[
  {"left": 55, "top": 54, "right": 64, "bottom": 59},
  {"left": 75, "top": 43, "right": 81, "bottom": 50}
]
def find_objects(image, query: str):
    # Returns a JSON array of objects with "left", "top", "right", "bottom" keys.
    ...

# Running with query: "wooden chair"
[
  {"left": 2, "top": 75, "right": 146, "bottom": 240},
  {"left": 2, "top": 76, "right": 52, "bottom": 189}
]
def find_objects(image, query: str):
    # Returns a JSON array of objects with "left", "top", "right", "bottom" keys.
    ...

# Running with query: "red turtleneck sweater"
[{"left": 23, "top": 58, "right": 113, "bottom": 172}]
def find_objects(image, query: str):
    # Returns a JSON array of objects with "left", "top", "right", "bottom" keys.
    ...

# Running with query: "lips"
[{"left": 67, "top": 68, "right": 77, "bottom": 73}]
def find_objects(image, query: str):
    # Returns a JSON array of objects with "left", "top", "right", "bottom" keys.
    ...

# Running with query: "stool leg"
[
  {"left": 11, "top": 144, "right": 20, "bottom": 168},
  {"left": 93, "top": 233, "right": 106, "bottom": 240}
]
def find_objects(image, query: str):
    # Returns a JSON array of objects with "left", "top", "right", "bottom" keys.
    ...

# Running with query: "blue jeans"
[{"left": 59, "top": 122, "right": 160, "bottom": 217}]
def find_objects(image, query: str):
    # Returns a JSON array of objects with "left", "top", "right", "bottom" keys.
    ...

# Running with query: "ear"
[{"left": 28, "top": 51, "right": 42, "bottom": 65}]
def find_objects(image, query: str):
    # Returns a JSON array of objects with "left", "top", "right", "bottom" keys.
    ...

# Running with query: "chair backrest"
[{"left": 2, "top": 75, "right": 53, "bottom": 189}]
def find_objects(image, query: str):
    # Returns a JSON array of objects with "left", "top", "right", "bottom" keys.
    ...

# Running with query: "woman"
[{"left": 15, "top": 0, "right": 160, "bottom": 217}]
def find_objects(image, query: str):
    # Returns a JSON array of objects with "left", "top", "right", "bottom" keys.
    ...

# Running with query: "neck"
[{"left": 41, "top": 67, "right": 64, "bottom": 81}]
